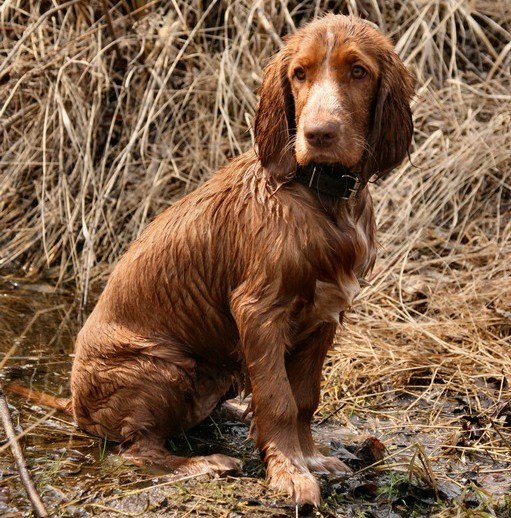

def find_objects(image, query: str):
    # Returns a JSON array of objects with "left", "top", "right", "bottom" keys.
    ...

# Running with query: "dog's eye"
[
  {"left": 351, "top": 65, "right": 368, "bottom": 79},
  {"left": 293, "top": 67, "right": 306, "bottom": 81}
]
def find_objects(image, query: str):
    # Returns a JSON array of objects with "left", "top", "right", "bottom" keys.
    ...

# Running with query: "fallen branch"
[{"left": 0, "top": 387, "right": 49, "bottom": 518}]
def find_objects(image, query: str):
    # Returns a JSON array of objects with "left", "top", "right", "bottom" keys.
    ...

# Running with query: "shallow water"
[{"left": 0, "top": 277, "right": 77, "bottom": 389}]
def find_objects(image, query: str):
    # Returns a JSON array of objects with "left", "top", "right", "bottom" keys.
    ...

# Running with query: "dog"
[{"left": 7, "top": 14, "right": 413, "bottom": 506}]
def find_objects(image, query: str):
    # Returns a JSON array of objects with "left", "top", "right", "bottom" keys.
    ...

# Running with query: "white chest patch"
[{"left": 314, "top": 277, "right": 360, "bottom": 324}]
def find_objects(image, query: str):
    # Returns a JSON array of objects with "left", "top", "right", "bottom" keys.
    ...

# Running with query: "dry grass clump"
[
  {"left": 0, "top": 0, "right": 510, "bottom": 510},
  {"left": 320, "top": 39, "right": 511, "bottom": 497},
  {"left": 1, "top": 1, "right": 509, "bottom": 294},
  {"left": 326, "top": 74, "right": 511, "bottom": 399}
]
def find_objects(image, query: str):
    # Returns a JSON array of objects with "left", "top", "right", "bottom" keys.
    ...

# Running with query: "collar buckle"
[
  {"left": 294, "top": 164, "right": 363, "bottom": 199},
  {"left": 341, "top": 173, "right": 361, "bottom": 200}
]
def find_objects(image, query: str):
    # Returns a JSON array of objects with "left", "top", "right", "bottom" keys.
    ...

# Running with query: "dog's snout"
[{"left": 304, "top": 121, "right": 339, "bottom": 148}]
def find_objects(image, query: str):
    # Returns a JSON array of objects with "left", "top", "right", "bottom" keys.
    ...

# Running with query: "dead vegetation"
[{"left": 0, "top": 0, "right": 510, "bottom": 516}]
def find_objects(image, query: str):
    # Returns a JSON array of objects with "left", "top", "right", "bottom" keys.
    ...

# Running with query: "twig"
[
  {"left": 100, "top": 0, "right": 124, "bottom": 63},
  {"left": 0, "top": 408, "right": 57, "bottom": 456},
  {"left": 416, "top": 443, "right": 439, "bottom": 500},
  {"left": 0, "top": 387, "right": 49, "bottom": 517},
  {"left": 316, "top": 402, "right": 346, "bottom": 425}
]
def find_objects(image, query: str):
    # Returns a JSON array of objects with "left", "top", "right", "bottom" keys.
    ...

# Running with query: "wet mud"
[{"left": 1, "top": 278, "right": 509, "bottom": 517}]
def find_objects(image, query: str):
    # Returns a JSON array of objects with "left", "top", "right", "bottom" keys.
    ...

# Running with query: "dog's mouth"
[{"left": 295, "top": 137, "right": 364, "bottom": 170}]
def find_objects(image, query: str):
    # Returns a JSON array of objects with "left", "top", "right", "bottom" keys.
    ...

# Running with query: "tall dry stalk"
[{"left": 1, "top": 1, "right": 509, "bottom": 296}]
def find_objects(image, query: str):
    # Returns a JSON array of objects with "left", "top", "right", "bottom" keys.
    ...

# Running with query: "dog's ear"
[
  {"left": 254, "top": 45, "right": 297, "bottom": 186},
  {"left": 365, "top": 47, "right": 414, "bottom": 181}
]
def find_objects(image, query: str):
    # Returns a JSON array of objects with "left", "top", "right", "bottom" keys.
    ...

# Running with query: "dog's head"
[{"left": 254, "top": 14, "right": 414, "bottom": 187}]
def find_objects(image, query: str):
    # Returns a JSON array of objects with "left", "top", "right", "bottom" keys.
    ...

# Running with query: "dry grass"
[
  {"left": 0, "top": 0, "right": 510, "bottom": 514},
  {"left": 319, "top": 68, "right": 511, "bottom": 504}
]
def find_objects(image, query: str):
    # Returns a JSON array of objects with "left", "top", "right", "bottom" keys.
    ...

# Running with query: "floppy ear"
[
  {"left": 254, "top": 47, "right": 297, "bottom": 186},
  {"left": 365, "top": 48, "right": 414, "bottom": 181}
]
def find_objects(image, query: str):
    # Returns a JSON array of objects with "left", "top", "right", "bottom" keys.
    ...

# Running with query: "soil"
[{"left": 1, "top": 279, "right": 509, "bottom": 517}]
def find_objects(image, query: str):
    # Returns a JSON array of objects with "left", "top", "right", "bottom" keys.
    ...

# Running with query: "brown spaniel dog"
[{"left": 69, "top": 14, "right": 413, "bottom": 506}]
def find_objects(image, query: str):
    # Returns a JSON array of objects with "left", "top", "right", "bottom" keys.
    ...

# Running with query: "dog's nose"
[{"left": 304, "top": 121, "right": 338, "bottom": 147}]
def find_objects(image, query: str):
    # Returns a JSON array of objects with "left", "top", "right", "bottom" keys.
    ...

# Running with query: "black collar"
[{"left": 294, "top": 163, "right": 362, "bottom": 200}]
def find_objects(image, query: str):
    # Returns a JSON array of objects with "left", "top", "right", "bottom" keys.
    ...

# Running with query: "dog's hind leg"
[
  {"left": 121, "top": 434, "right": 242, "bottom": 477},
  {"left": 71, "top": 352, "right": 242, "bottom": 477}
]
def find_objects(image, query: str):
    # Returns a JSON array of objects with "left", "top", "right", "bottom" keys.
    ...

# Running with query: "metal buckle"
[{"left": 341, "top": 173, "right": 361, "bottom": 199}]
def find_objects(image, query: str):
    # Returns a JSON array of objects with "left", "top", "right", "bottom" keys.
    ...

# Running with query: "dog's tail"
[{"left": 2, "top": 382, "right": 72, "bottom": 414}]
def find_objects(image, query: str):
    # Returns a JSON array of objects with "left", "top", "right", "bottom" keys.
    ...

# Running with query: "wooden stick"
[{"left": 0, "top": 387, "right": 49, "bottom": 517}]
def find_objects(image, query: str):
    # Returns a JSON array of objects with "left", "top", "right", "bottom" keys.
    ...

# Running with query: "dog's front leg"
[
  {"left": 287, "top": 322, "right": 352, "bottom": 476},
  {"left": 231, "top": 288, "right": 320, "bottom": 506}
]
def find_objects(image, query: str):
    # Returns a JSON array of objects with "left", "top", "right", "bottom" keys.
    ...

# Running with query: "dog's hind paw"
[{"left": 188, "top": 453, "right": 243, "bottom": 477}]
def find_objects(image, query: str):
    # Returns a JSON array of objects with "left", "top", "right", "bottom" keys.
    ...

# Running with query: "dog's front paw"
[
  {"left": 305, "top": 454, "right": 352, "bottom": 476},
  {"left": 266, "top": 457, "right": 320, "bottom": 506}
]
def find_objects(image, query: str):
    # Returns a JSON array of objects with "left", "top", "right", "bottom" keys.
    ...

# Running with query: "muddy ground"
[{"left": 1, "top": 279, "right": 510, "bottom": 517}]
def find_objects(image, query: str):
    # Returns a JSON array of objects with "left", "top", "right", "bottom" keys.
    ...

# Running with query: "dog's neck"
[{"left": 294, "top": 163, "right": 362, "bottom": 200}]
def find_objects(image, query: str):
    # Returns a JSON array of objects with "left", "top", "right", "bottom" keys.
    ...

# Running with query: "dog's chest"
[{"left": 312, "top": 278, "right": 360, "bottom": 324}]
